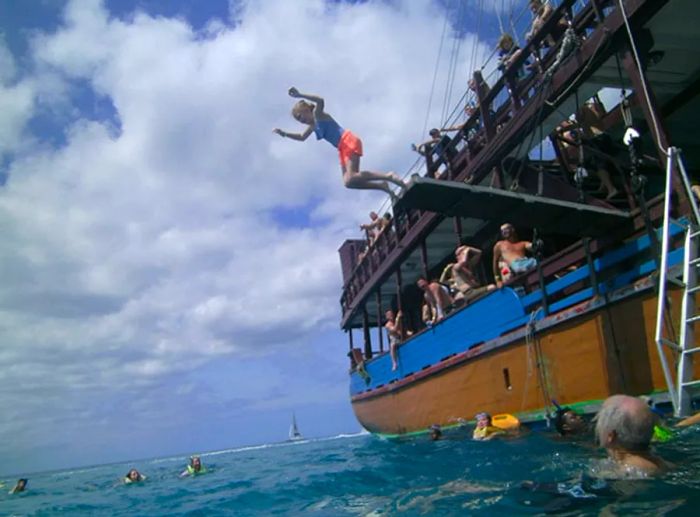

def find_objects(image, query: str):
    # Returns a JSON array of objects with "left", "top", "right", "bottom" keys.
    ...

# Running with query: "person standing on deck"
[
  {"left": 492, "top": 223, "right": 537, "bottom": 286},
  {"left": 273, "top": 88, "right": 406, "bottom": 201},
  {"left": 384, "top": 309, "right": 403, "bottom": 372}
]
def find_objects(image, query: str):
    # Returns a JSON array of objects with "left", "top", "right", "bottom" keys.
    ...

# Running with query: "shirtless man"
[
  {"left": 595, "top": 394, "right": 668, "bottom": 477},
  {"left": 360, "top": 211, "right": 383, "bottom": 244},
  {"left": 451, "top": 245, "right": 495, "bottom": 300},
  {"left": 417, "top": 277, "right": 453, "bottom": 323},
  {"left": 384, "top": 309, "right": 403, "bottom": 371},
  {"left": 492, "top": 223, "right": 536, "bottom": 287}
]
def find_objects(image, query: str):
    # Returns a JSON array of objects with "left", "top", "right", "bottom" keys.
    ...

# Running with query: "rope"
[
  {"left": 422, "top": 2, "right": 451, "bottom": 138},
  {"left": 617, "top": 0, "right": 668, "bottom": 156},
  {"left": 442, "top": 0, "right": 466, "bottom": 125},
  {"left": 520, "top": 307, "right": 543, "bottom": 411},
  {"left": 546, "top": 24, "right": 609, "bottom": 106}
]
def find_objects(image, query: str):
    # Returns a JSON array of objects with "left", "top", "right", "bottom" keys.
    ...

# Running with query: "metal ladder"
[{"left": 655, "top": 147, "right": 700, "bottom": 417}]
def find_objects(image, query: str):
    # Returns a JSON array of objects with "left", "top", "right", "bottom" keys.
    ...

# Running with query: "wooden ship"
[{"left": 337, "top": 0, "right": 700, "bottom": 435}]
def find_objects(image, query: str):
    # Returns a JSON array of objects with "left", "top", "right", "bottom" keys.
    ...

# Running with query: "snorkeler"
[
  {"left": 473, "top": 412, "right": 505, "bottom": 441},
  {"left": 553, "top": 406, "right": 588, "bottom": 437},
  {"left": 9, "top": 478, "right": 27, "bottom": 494},
  {"left": 273, "top": 87, "right": 407, "bottom": 201},
  {"left": 180, "top": 455, "right": 206, "bottom": 477},
  {"left": 124, "top": 469, "right": 146, "bottom": 483}
]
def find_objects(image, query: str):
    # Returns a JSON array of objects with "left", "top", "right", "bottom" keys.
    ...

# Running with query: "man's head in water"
[
  {"left": 595, "top": 395, "right": 655, "bottom": 451},
  {"left": 554, "top": 408, "right": 586, "bottom": 436},
  {"left": 190, "top": 456, "right": 202, "bottom": 472},
  {"left": 429, "top": 425, "right": 442, "bottom": 441},
  {"left": 594, "top": 394, "right": 666, "bottom": 476}
]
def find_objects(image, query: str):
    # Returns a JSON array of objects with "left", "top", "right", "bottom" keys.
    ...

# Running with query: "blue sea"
[{"left": 3, "top": 428, "right": 700, "bottom": 516}]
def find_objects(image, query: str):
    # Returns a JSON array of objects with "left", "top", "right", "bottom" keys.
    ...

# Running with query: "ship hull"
[{"left": 351, "top": 285, "right": 696, "bottom": 435}]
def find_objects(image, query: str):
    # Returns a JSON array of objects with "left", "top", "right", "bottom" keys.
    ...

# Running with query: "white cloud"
[{"left": 0, "top": 0, "right": 492, "bottom": 469}]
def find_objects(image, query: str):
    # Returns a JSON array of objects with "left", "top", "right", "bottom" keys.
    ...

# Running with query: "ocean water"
[{"left": 3, "top": 427, "right": 700, "bottom": 516}]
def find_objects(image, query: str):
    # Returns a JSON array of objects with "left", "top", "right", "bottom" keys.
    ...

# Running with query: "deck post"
[
  {"left": 473, "top": 70, "right": 496, "bottom": 142},
  {"left": 453, "top": 216, "right": 463, "bottom": 246},
  {"left": 534, "top": 229, "right": 549, "bottom": 315},
  {"left": 420, "top": 239, "right": 430, "bottom": 278},
  {"left": 348, "top": 327, "right": 354, "bottom": 351},
  {"left": 376, "top": 288, "right": 384, "bottom": 353},
  {"left": 583, "top": 237, "right": 599, "bottom": 297},
  {"left": 362, "top": 307, "right": 372, "bottom": 359},
  {"left": 395, "top": 268, "right": 404, "bottom": 338}
]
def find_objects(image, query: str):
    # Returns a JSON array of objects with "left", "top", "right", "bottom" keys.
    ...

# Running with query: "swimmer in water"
[
  {"left": 273, "top": 87, "right": 407, "bottom": 201},
  {"left": 553, "top": 407, "right": 588, "bottom": 437},
  {"left": 180, "top": 455, "right": 205, "bottom": 477},
  {"left": 124, "top": 469, "right": 146, "bottom": 483},
  {"left": 9, "top": 478, "right": 27, "bottom": 494},
  {"left": 473, "top": 412, "right": 504, "bottom": 441}
]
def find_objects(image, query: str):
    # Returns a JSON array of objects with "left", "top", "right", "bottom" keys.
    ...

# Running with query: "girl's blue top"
[{"left": 314, "top": 118, "right": 344, "bottom": 148}]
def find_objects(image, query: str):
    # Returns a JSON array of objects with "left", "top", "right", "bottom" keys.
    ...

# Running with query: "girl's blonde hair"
[
  {"left": 291, "top": 100, "right": 313, "bottom": 121},
  {"left": 497, "top": 33, "right": 514, "bottom": 50}
]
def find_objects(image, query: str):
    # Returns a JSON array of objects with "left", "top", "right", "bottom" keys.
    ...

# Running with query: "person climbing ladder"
[{"left": 273, "top": 87, "right": 406, "bottom": 200}]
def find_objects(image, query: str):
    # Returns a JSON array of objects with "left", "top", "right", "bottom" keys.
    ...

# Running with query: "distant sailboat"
[{"left": 288, "top": 413, "right": 303, "bottom": 442}]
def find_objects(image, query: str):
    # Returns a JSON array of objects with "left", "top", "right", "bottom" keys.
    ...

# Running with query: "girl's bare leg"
[
  {"left": 346, "top": 155, "right": 406, "bottom": 189},
  {"left": 343, "top": 172, "right": 397, "bottom": 201}
]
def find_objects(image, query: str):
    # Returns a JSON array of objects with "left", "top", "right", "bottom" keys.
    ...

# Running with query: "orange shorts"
[{"left": 338, "top": 130, "right": 363, "bottom": 166}]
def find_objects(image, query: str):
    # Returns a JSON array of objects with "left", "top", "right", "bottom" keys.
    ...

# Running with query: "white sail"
[{"left": 288, "top": 413, "right": 303, "bottom": 441}]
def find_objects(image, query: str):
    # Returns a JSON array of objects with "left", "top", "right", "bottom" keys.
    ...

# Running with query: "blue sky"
[{"left": 0, "top": 0, "right": 526, "bottom": 475}]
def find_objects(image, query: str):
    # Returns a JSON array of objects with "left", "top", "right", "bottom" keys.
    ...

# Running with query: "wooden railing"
[{"left": 340, "top": 0, "right": 622, "bottom": 320}]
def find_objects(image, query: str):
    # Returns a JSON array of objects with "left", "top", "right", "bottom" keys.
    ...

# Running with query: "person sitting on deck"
[
  {"left": 421, "top": 301, "right": 436, "bottom": 328},
  {"left": 492, "top": 223, "right": 537, "bottom": 287},
  {"left": 594, "top": 394, "right": 668, "bottom": 477},
  {"left": 473, "top": 412, "right": 505, "bottom": 441},
  {"left": 441, "top": 246, "right": 496, "bottom": 302},
  {"left": 384, "top": 309, "right": 404, "bottom": 372},
  {"left": 417, "top": 277, "right": 454, "bottom": 323},
  {"left": 273, "top": 87, "right": 406, "bottom": 201}
]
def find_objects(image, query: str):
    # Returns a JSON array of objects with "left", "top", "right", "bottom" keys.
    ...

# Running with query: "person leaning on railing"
[
  {"left": 360, "top": 211, "right": 383, "bottom": 245},
  {"left": 526, "top": 0, "right": 568, "bottom": 48}
]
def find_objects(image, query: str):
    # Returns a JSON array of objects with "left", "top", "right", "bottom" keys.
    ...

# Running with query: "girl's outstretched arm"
[
  {"left": 288, "top": 87, "right": 325, "bottom": 116},
  {"left": 273, "top": 126, "right": 314, "bottom": 141}
]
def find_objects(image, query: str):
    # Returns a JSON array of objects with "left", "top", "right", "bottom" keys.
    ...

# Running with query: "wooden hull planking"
[{"left": 351, "top": 287, "right": 695, "bottom": 434}]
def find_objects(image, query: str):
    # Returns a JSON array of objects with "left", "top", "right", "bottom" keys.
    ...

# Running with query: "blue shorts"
[{"left": 510, "top": 257, "right": 537, "bottom": 274}]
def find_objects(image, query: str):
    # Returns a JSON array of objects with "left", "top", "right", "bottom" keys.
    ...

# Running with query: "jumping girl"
[{"left": 273, "top": 87, "right": 406, "bottom": 200}]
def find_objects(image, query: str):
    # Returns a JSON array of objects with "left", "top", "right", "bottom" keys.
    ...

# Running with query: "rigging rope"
[
  {"left": 422, "top": 1, "right": 452, "bottom": 138},
  {"left": 617, "top": 0, "right": 668, "bottom": 156}
]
